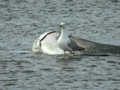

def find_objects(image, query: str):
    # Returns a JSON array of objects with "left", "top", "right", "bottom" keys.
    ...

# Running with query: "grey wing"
[{"left": 68, "top": 35, "right": 85, "bottom": 51}]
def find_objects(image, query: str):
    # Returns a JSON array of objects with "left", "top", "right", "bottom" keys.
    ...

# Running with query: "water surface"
[{"left": 0, "top": 0, "right": 120, "bottom": 90}]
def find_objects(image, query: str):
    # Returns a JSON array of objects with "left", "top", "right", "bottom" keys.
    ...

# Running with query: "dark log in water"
[{"left": 71, "top": 36, "right": 120, "bottom": 56}]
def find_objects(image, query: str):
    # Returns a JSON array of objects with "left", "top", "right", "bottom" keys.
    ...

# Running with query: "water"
[{"left": 0, "top": 0, "right": 120, "bottom": 90}]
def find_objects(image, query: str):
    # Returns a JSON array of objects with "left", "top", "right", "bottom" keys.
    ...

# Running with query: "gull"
[
  {"left": 32, "top": 22, "right": 84, "bottom": 55},
  {"left": 57, "top": 22, "right": 84, "bottom": 52}
]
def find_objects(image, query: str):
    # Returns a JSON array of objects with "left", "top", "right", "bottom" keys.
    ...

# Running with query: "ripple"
[{"left": 0, "top": 0, "right": 120, "bottom": 90}]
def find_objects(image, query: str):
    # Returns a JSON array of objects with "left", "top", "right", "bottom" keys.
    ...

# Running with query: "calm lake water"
[{"left": 0, "top": 0, "right": 120, "bottom": 90}]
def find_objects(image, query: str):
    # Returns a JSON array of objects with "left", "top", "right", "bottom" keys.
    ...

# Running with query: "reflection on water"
[{"left": 0, "top": 0, "right": 120, "bottom": 90}]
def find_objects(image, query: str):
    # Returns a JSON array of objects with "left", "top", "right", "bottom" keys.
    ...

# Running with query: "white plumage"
[
  {"left": 32, "top": 31, "right": 64, "bottom": 55},
  {"left": 32, "top": 22, "right": 83, "bottom": 55}
]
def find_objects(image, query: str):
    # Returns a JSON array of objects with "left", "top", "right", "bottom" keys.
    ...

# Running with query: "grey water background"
[{"left": 0, "top": 0, "right": 120, "bottom": 90}]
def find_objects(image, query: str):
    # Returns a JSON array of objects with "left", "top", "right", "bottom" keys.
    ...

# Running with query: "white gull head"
[{"left": 60, "top": 22, "right": 65, "bottom": 26}]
